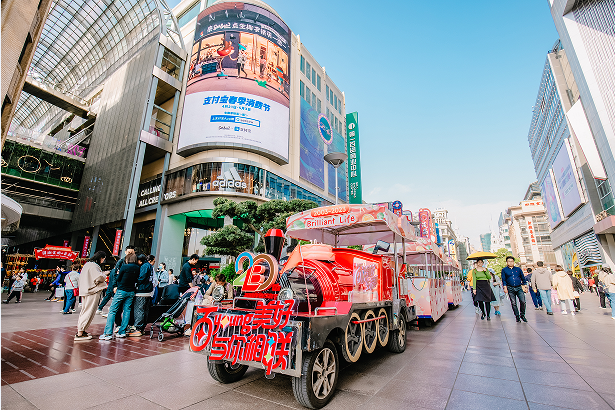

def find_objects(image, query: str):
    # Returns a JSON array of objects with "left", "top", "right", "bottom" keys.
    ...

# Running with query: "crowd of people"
[{"left": 466, "top": 256, "right": 615, "bottom": 321}]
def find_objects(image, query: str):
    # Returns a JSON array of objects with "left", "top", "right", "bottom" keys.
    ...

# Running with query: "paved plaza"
[{"left": 2, "top": 291, "right": 614, "bottom": 410}]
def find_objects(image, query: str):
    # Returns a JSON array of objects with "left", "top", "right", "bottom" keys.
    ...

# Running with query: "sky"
[{"left": 168, "top": 0, "right": 559, "bottom": 247}]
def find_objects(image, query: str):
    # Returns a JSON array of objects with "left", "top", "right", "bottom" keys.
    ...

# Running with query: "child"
[
  {"left": 551, "top": 286, "right": 560, "bottom": 306},
  {"left": 3, "top": 275, "right": 25, "bottom": 303}
]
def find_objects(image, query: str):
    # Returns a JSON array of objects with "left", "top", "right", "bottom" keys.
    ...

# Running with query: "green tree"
[
  {"left": 487, "top": 248, "right": 519, "bottom": 276},
  {"left": 200, "top": 197, "right": 317, "bottom": 257}
]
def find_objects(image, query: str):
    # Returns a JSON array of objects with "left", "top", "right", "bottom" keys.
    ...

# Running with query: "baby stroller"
[{"left": 149, "top": 287, "right": 199, "bottom": 341}]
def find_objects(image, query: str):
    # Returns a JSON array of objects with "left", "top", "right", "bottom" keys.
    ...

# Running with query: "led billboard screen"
[
  {"left": 299, "top": 98, "right": 325, "bottom": 189},
  {"left": 541, "top": 171, "right": 563, "bottom": 229},
  {"left": 178, "top": 2, "right": 291, "bottom": 163},
  {"left": 552, "top": 142, "right": 583, "bottom": 217}
]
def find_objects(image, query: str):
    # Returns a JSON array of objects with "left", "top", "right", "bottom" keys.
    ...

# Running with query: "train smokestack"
[{"left": 264, "top": 229, "right": 285, "bottom": 261}]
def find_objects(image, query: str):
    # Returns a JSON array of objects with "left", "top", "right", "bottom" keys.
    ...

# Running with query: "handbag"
[
  {"left": 573, "top": 290, "right": 580, "bottom": 298},
  {"left": 55, "top": 286, "right": 65, "bottom": 298},
  {"left": 68, "top": 275, "right": 79, "bottom": 297}
]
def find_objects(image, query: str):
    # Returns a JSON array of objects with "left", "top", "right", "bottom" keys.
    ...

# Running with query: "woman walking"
[
  {"left": 471, "top": 259, "right": 496, "bottom": 320},
  {"left": 75, "top": 251, "right": 108, "bottom": 340},
  {"left": 569, "top": 271, "right": 583, "bottom": 312},
  {"left": 553, "top": 265, "right": 575, "bottom": 315},
  {"left": 63, "top": 262, "right": 80, "bottom": 314},
  {"left": 489, "top": 269, "right": 503, "bottom": 316}
]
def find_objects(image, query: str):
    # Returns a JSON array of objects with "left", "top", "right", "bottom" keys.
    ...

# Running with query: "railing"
[
  {"left": 7, "top": 124, "right": 89, "bottom": 160},
  {"left": 1, "top": 192, "right": 75, "bottom": 213}
]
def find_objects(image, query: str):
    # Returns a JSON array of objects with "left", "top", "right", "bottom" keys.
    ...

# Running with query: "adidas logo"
[{"left": 212, "top": 167, "right": 247, "bottom": 189}]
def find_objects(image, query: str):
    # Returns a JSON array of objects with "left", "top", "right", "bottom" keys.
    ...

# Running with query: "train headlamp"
[
  {"left": 277, "top": 287, "right": 294, "bottom": 301},
  {"left": 212, "top": 285, "right": 225, "bottom": 302}
]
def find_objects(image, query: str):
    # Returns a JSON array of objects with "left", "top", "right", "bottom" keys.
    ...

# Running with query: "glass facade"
[
  {"left": 177, "top": 1, "right": 201, "bottom": 28},
  {"left": 162, "top": 162, "right": 330, "bottom": 206}
]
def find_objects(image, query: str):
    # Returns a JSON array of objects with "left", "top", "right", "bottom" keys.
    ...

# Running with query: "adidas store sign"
[{"left": 212, "top": 167, "right": 247, "bottom": 189}]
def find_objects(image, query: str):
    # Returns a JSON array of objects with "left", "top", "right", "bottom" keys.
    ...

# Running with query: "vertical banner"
[
  {"left": 391, "top": 201, "right": 403, "bottom": 217},
  {"left": 63, "top": 240, "right": 70, "bottom": 247},
  {"left": 346, "top": 112, "right": 362, "bottom": 204},
  {"left": 81, "top": 236, "right": 91, "bottom": 258},
  {"left": 113, "top": 230, "right": 123, "bottom": 256}
]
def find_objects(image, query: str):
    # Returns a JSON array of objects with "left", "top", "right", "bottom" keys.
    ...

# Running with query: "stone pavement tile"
[
  {"left": 465, "top": 345, "right": 512, "bottom": 358},
  {"left": 453, "top": 373, "right": 524, "bottom": 400},
  {"left": 462, "top": 352, "right": 515, "bottom": 367},
  {"left": 362, "top": 396, "right": 433, "bottom": 410},
  {"left": 139, "top": 376, "right": 230, "bottom": 410},
  {"left": 104, "top": 367, "right": 190, "bottom": 394},
  {"left": 87, "top": 394, "right": 169, "bottom": 410},
  {"left": 234, "top": 374, "right": 301, "bottom": 409},
  {"left": 579, "top": 375, "right": 615, "bottom": 394},
  {"left": 567, "top": 363, "right": 615, "bottom": 379},
  {"left": 508, "top": 343, "right": 554, "bottom": 354},
  {"left": 1, "top": 385, "right": 37, "bottom": 410},
  {"left": 513, "top": 358, "right": 576, "bottom": 374},
  {"left": 395, "top": 364, "right": 458, "bottom": 388},
  {"left": 599, "top": 392, "right": 615, "bottom": 409},
  {"left": 528, "top": 403, "right": 583, "bottom": 410},
  {"left": 322, "top": 390, "right": 371, "bottom": 410},
  {"left": 516, "top": 367, "right": 592, "bottom": 391},
  {"left": 416, "top": 347, "right": 466, "bottom": 361},
  {"left": 458, "top": 361, "right": 519, "bottom": 381},
  {"left": 24, "top": 380, "right": 131, "bottom": 410},
  {"left": 445, "top": 390, "right": 527, "bottom": 410},
  {"left": 10, "top": 370, "right": 102, "bottom": 398},
  {"left": 183, "top": 390, "right": 289, "bottom": 410},
  {"left": 335, "top": 370, "right": 391, "bottom": 396},
  {"left": 409, "top": 356, "right": 462, "bottom": 371},
  {"left": 375, "top": 378, "right": 452, "bottom": 409},
  {"left": 511, "top": 351, "right": 565, "bottom": 363},
  {"left": 523, "top": 382, "right": 612, "bottom": 410}
]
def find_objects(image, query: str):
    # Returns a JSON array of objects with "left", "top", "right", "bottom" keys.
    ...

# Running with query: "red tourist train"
[{"left": 190, "top": 204, "right": 427, "bottom": 408}]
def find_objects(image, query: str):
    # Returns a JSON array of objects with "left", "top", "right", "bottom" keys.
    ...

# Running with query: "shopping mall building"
[{"left": 1, "top": 0, "right": 351, "bottom": 273}]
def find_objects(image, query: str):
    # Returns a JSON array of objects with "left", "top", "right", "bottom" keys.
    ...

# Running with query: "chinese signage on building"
[{"left": 346, "top": 112, "right": 362, "bottom": 204}]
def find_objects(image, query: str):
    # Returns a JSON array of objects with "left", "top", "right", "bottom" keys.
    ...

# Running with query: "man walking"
[
  {"left": 97, "top": 245, "right": 135, "bottom": 315},
  {"left": 501, "top": 256, "right": 528, "bottom": 322},
  {"left": 179, "top": 254, "right": 199, "bottom": 294},
  {"left": 525, "top": 267, "right": 543, "bottom": 310},
  {"left": 531, "top": 261, "right": 554, "bottom": 315}
]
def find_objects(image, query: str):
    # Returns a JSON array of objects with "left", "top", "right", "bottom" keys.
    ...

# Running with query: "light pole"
[{"left": 324, "top": 152, "right": 348, "bottom": 205}]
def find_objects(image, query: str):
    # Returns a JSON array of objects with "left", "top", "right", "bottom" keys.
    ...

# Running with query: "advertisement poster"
[
  {"left": 178, "top": 2, "right": 291, "bottom": 163},
  {"left": 346, "top": 112, "right": 362, "bottom": 204},
  {"left": 81, "top": 236, "right": 91, "bottom": 258},
  {"left": 299, "top": 98, "right": 325, "bottom": 189},
  {"left": 327, "top": 129, "right": 348, "bottom": 201},
  {"left": 113, "top": 230, "right": 123, "bottom": 256},
  {"left": 541, "top": 171, "right": 563, "bottom": 229},
  {"left": 552, "top": 142, "right": 583, "bottom": 217}
]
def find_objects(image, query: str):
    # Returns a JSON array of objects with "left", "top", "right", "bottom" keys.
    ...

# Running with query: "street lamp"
[{"left": 324, "top": 152, "right": 348, "bottom": 205}]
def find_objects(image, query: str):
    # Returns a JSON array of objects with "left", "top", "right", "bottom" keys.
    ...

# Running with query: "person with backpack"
[
  {"left": 63, "top": 262, "right": 80, "bottom": 314},
  {"left": 128, "top": 255, "right": 155, "bottom": 337},
  {"left": 97, "top": 245, "right": 135, "bottom": 315},
  {"left": 3, "top": 274, "right": 25, "bottom": 303}
]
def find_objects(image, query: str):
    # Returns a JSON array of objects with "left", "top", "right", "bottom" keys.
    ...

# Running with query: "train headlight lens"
[
  {"left": 212, "top": 285, "right": 225, "bottom": 302},
  {"left": 278, "top": 288, "right": 294, "bottom": 301}
]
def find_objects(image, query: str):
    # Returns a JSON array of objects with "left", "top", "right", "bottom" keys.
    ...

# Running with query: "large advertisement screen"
[
  {"left": 299, "top": 98, "right": 325, "bottom": 189},
  {"left": 552, "top": 142, "right": 583, "bottom": 217},
  {"left": 541, "top": 171, "right": 563, "bottom": 229},
  {"left": 178, "top": 2, "right": 291, "bottom": 163}
]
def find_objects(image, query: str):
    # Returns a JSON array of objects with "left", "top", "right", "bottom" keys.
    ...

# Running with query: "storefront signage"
[
  {"left": 35, "top": 245, "right": 79, "bottom": 261},
  {"left": 81, "top": 236, "right": 91, "bottom": 258},
  {"left": 212, "top": 167, "right": 247, "bottom": 189},
  {"left": 112, "top": 230, "right": 123, "bottom": 256},
  {"left": 137, "top": 177, "right": 162, "bottom": 209},
  {"left": 346, "top": 112, "right": 363, "bottom": 204},
  {"left": 190, "top": 301, "right": 294, "bottom": 375}
]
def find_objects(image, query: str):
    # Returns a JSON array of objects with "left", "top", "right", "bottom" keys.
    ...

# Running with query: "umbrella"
[{"left": 467, "top": 251, "right": 497, "bottom": 260}]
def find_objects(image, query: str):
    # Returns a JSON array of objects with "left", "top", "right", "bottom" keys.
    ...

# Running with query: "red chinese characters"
[{"left": 190, "top": 300, "right": 294, "bottom": 375}]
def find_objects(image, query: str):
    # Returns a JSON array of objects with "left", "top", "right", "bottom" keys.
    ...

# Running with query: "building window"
[
  {"left": 300, "top": 55, "right": 305, "bottom": 73},
  {"left": 300, "top": 81, "right": 305, "bottom": 99},
  {"left": 317, "top": 98, "right": 321, "bottom": 114},
  {"left": 334, "top": 94, "right": 338, "bottom": 111},
  {"left": 177, "top": 1, "right": 201, "bottom": 28},
  {"left": 311, "top": 92, "right": 316, "bottom": 109},
  {"left": 311, "top": 68, "right": 316, "bottom": 86},
  {"left": 306, "top": 62, "right": 311, "bottom": 80},
  {"left": 316, "top": 74, "right": 321, "bottom": 91},
  {"left": 326, "top": 85, "right": 330, "bottom": 102},
  {"left": 160, "top": 48, "right": 182, "bottom": 80}
]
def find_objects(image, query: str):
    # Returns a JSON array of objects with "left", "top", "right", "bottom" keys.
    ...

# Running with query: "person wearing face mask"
[{"left": 153, "top": 262, "right": 169, "bottom": 305}]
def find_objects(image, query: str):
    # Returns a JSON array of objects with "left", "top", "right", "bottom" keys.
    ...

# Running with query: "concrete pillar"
[
  {"left": 603, "top": 234, "right": 615, "bottom": 267},
  {"left": 157, "top": 211, "right": 186, "bottom": 276},
  {"left": 89, "top": 225, "right": 100, "bottom": 258}
]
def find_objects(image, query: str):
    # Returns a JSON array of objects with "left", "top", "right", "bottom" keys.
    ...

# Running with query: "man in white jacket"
[
  {"left": 75, "top": 251, "right": 108, "bottom": 340},
  {"left": 531, "top": 261, "right": 554, "bottom": 315}
]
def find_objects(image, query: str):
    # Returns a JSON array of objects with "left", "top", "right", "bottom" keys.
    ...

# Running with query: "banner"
[
  {"left": 346, "top": 112, "right": 362, "bottom": 204},
  {"left": 35, "top": 245, "right": 79, "bottom": 261},
  {"left": 552, "top": 141, "right": 583, "bottom": 216},
  {"left": 113, "top": 230, "right": 123, "bottom": 256},
  {"left": 81, "top": 236, "right": 91, "bottom": 258},
  {"left": 541, "top": 170, "right": 563, "bottom": 229}
]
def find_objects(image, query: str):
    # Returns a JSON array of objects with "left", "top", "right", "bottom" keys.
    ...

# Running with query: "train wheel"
[
  {"left": 377, "top": 308, "right": 389, "bottom": 347},
  {"left": 386, "top": 314, "right": 406, "bottom": 353},
  {"left": 342, "top": 312, "right": 362, "bottom": 362},
  {"left": 292, "top": 339, "right": 339, "bottom": 409},
  {"left": 362, "top": 310, "right": 377, "bottom": 354},
  {"left": 207, "top": 359, "right": 249, "bottom": 383}
]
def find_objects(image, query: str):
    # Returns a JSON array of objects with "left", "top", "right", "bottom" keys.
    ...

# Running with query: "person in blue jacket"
[{"left": 501, "top": 256, "right": 528, "bottom": 322}]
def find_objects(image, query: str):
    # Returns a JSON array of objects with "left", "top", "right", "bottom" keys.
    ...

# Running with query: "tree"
[
  {"left": 487, "top": 248, "right": 519, "bottom": 276},
  {"left": 200, "top": 197, "right": 318, "bottom": 257}
]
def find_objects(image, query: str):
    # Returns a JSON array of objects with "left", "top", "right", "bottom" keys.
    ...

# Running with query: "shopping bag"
[
  {"left": 185, "top": 300, "right": 195, "bottom": 325},
  {"left": 55, "top": 286, "right": 65, "bottom": 298}
]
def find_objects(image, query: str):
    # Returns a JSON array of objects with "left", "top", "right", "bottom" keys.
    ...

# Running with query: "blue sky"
[{"left": 169, "top": 0, "right": 558, "bottom": 246}]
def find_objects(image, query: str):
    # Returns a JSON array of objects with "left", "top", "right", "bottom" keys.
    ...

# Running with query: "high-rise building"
[
  {"left": 480, "top": 233, "right": 492, "bottom": 253},
  {"left": 527, "top": 31, "right": 612, "bottom": 273}
]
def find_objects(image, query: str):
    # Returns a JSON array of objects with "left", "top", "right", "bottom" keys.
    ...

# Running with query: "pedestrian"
[
  {"left": 75, "top": 251, "right": 108, "bottom": 340},
  {"left": 552, "top": 265, "right": 575, "bottom": 315},
  {"left": 467, "top": 262, "right": 480, "bottom": 314},
  {"left": 588, "top": 276, "right": 596, "bottom": 293},
  {"left": 569, "top": 271, "right": 583, "bottom": 312},
  {"left": 501, "top": 256, "right": 528, "bottom": 322},
  {"left": 3, "top": 274, "right": 25, "bottom": 303},
  {"left": 97, "top": 245, "right": 135, "bottom": 315},
  {"left": 154, "top": 262, "right": 169, "bottom": 305},
  {"left": 470, "top": 259, "right": 495, "bottom": 320},
  {"left": 489, "top": 269, "right": 503, "bottom": 316},
  {"left": 601, "top": 267, "right": 615, "bottom": 321},
  {"left": 179, "top": 254, "right": 199, "bottom": 294},
  {"left": 1, "top": 262, "right": 6, "bottom": 291},
  {"left": 128, "top": 255, "right": 155, "bottom": 337},
  {"left": 62, "top": 262, "right": 80, "bottom": 314},
  {"left": 99, "top": 253, "right": 140, "bottom": 340},
  {"left": 531, "top": 261, "right": 554, "bottom": 315},
  {"left": 168, "top": 269, "right": 176, "bottom": 284},
  {"left": 525, "top": 267, "right": 543, "bottom": 310},
  {"left": 596, "top": 270, "right": 608, "bottom": 309},
  {"left": 45, "top": 266, "right": 61, "bottom": 301}
]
